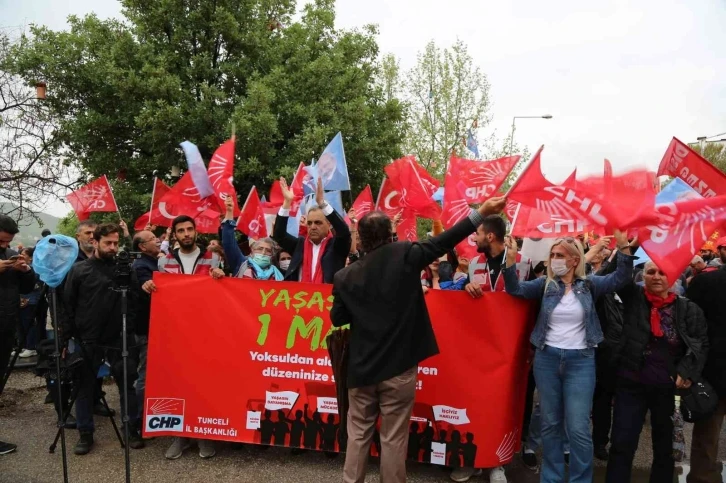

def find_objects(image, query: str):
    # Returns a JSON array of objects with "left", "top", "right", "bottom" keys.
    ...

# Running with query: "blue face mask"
[{"left": 251, "top": 254, "right": 271, "bottom": 268}]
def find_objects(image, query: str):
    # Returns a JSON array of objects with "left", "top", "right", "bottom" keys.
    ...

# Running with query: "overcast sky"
[{"left": 2, "top": 0, "right": 726, "bottom": 217}]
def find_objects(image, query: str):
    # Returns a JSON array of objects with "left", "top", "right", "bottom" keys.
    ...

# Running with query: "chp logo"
[{"left": 146, "top": 398, "right": 185, "bottom": 433}]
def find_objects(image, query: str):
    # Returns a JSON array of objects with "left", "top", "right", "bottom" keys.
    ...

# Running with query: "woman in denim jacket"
[{"left": 502, "top": 233, "right": 635, "bottom": 483}]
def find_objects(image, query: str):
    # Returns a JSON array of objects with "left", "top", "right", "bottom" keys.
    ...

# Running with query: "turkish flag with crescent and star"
[
  {"left": 134, "top": 178, "right": 171, "bottom": 230},
  {"left": 237, "top": 186, "right": 267, "bottom": 239}
]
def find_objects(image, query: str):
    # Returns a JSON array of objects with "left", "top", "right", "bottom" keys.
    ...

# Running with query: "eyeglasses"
[{"left": 253, "top": 246, "right": 274, "bottom": 255}]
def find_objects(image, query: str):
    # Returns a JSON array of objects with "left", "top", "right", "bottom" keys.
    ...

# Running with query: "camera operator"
[
  {"left": 0, "top": 214, "right": 35, "bottom": 456},
  {"left": 63, "top": 223, "right": 144, "bottom": 455},
  {"left": 130, "top": 230, "right": 160, "bottom": 423}
]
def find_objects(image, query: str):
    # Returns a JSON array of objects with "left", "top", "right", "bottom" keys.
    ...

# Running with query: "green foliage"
[
  {"left": 56, "top": 212, "right": 79, "bottom": 237},
  {"left": 691, "top": 142, "right": 726, "bottom": 174},
  {"left": 6, "top": 0, "right": 405, "bottom": 227}
]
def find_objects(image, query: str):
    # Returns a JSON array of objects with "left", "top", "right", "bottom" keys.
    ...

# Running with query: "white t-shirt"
[
  {"left": 545, "top": 289, "right": 587, "bottom": 349},
  {"left": 178, "top": 247, "right": 200, "bottom": 274}
]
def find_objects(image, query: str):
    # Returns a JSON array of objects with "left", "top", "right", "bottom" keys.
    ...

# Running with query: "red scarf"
[
  {"left": 644, "top": 290, "right": 677, "bottom": 337},
  {"left": 301, "top": 232, "right": 332, "bottom": 283}
]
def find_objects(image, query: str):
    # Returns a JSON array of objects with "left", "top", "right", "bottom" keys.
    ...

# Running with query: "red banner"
[
  {"left": 657, "top": 137, "right": 726, "bottom": 198},
  {"left": 66, "top": 175, "right": 119, "bottom": 221},
  {"left": 144, "top": 274, "right": 535, "bottom": 468}
]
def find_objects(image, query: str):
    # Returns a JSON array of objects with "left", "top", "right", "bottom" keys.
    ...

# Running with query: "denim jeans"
[
  {"left": 135, "top": 335, "right": 148, "bottom": 420},
  {"left": 533, "top": 345, "right": 596, "bottom": 483},
  {"left": 526, "top": 401, "right": 571, "bottom": 454}
]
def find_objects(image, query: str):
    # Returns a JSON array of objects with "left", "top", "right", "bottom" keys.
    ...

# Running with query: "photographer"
[
  {"left": 130, "top": 230, "right": 160, "bottom": 423},
  {"left": 0, "top": 214, "right": 35, "bottom": 456},
  {"left": 63, "top": 223, "right": 144, "bottom": 455}
]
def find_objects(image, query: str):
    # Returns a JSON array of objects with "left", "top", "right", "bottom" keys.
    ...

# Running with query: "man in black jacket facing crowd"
[
  {"left": 330, "top": 196, "right": 507, "bottom": 483},
  {"left": 0, "top": 214, "right": 35, "bottom": 455},
  {"left": 63, "top": 223, "right": 143, "bottom": 455}
]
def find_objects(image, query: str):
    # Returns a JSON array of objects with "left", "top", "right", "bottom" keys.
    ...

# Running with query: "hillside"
[{"left": 0, "top": 203, "right": 60, "bottom": 247}]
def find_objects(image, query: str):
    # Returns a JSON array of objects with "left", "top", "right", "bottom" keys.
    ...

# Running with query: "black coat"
[
  {"left": 686, "top": 267, "right": 726, "bottom": 398},
  {"left": 273, "top": 209, "right": 351, "bottom": 284},
  {"left": 612, "top": 283, "right": 708, "bottom": 382},
  {"left": 63, "top": 257, "right": 138, "bottom": 343},
  {"left": 330, "top": 212, "right": 481, "bottom": 388},
  {"left": 0, "top": 248, "right": 36, "bottom": 333},
  {"left": 131, "top": 253, "right": 159, "bottom": 336}
]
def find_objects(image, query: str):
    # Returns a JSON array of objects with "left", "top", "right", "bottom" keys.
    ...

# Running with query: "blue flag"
[
  {"left": 316, "top": 132, "right": 350, "bottom": 191},
  {"left": 466, "top": 129, "right": 479, "bottom": 158}
]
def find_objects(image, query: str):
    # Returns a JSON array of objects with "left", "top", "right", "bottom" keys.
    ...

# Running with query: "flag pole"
[{"left": 148, "top": 177, "right": 157, "bottom": 226}]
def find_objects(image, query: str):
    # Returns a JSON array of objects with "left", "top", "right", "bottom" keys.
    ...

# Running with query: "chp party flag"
[
  {"left": 237, "top": 186, "right": 267, "bottom": 239},
  {"left": 449, "top": 155, "right": 520, "bottom": 204},
  {"left": 657, "top": 137, "right": 726, "bottom": 198},
  {"left": 134, "top": 178, "right": 171, "bottom": 230},
  {"left": 157, "top": 171, "right": 219, "bottom": 221},
  {"left": 66, "top": 175, "right": 118, "bottom": 221},
  {"left": 180, "top": 141, "right": 215, "bottom": 199},
  {"left": 207, "top": 139, "right": 239, "bottom": 215},
  {"left": 638, "top": 194, "right": 726, "bottom": 284}
]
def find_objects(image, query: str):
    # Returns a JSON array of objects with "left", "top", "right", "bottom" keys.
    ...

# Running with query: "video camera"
[{"left": 113, "top": 250, "right": 143, "bottom": 289}]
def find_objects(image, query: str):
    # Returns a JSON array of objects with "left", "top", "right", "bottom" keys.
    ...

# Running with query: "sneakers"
[
  {"left": 0, "top": 441, "right": 17, "bottom": 455},
  {"left": 198, "top": 439, "right": 216, "bottom": 459},
  {"left": 450, "top": 467, "right": 483, "bottom": 482},
  {"left": 165, "top": 437, "right": 191, "bottom": 460},
  {"left": 490, "top": 467, "right": 507, "bottom": 483},
  {"left": 74, "top": 432, "right": 94, "bottom": 455},
  {"left": 18, "top": 349, "right": 37, "bottom": 358},
  {"left": 594, "top": 445, "right": 609, "bottom": 461},
  {"left": 127, "top": 428, "right": 145, "bottom": 450},
  {"left": 522, "top": 449, "right": 538, "bottom": 470}
]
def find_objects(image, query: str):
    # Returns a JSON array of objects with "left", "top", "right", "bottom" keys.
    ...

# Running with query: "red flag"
[
  {"left": 208, "top": 139, "right": 240, "bottom": 215},
  {"left": 509, "top": 202, "right": 592, "bottom": 238},
  {"left": 375, "top": 176, "right": 417, "bottom": 241},
  {"left": 450, "top": 155, "right": 520, "bottom": 203},
  {"left": 385, "top": 156, "right": 441, "bottom": 219},
  {"left": 442, "top": 159, "right": 470, "bottom": 228},
  {"left": 350, "top": 185, "right": 374, "bottom": 219},
  {"left": 134, "top": 178, "right": 171, "bottom": 230},
  {"left": 638, "top": 195, "right": 726, "bottom": 284},
  {"left": 237, "top": 186, "right": 268, "bottom": 239},
  {"left": 157, "top": 172, "right": 219, "bottom": 221},
  {"left": 66, "top": 175, "right": 118, "bottom": 221},
  {"left": 290, "top": 162, "right": 307, "bottom": 200},
  {"left": 657, "top": 137, "right": 726, "bottom": 197},
  {"left": 194, "top": 209, "right": 222, "bottom": 234}
]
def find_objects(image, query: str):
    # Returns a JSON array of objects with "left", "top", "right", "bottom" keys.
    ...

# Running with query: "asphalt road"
[{"left": 1, "top": 369, "right": 724, "bottom": 483}]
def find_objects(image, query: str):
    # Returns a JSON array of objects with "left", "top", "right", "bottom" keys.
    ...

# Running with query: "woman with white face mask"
[{"left": 501, "top": 232, "right": 635, "bottom": 483}]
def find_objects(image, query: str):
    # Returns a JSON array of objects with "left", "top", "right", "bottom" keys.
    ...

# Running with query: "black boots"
[{"left": 74, "top": 432, "right": 94, "bottom": 455}]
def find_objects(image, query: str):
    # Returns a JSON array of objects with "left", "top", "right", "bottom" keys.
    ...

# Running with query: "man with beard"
[
  {"left": 0, "top": 215, "right": 35, "bottom": 455},
  {"left": 63, "top": 223, "right": 143, "bottom": 455},
  {"left": 152, "top": 215, "right": 224, "bottom": 460},
  {"left": 458, "top": 214, "right": 532, "bottom": 483}
]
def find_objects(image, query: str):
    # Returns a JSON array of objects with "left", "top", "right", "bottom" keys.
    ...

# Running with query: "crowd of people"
[{"left": 0, "top": 174, "right": 725, "bottom": 483}]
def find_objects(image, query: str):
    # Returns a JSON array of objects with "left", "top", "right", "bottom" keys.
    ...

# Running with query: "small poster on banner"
[
  {"left": 432, "top": 405, "right": 471, "bottom": 425},
  {"left": 246, "top": 411, "right": 261, "bottom": 430},
  {"left": 431, "top": 442, "right": 447, "bottom": 465},
  {"left": 265, "top": 391, "right": 298, "bottom": 411},
  {"left": 317, "top": 397, "right": 338, "bottom": 414}
]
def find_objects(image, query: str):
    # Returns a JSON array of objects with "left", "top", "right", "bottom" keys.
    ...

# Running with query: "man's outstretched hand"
[{"left": 477, "top": 196, "right": 507, "bottom": 217}]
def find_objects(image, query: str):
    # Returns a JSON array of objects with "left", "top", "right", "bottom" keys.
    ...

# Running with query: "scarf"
[
  {"left": 644, "top": 290, "right": 677, "bottom": 337},
  {"left": 247, "top": 259, "right": 284, "bottom": 281},
  {"left": 301, "top": 232, "right": 332, "bottom": 283}
]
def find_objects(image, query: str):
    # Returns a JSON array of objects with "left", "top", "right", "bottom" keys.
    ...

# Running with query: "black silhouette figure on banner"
[
  {"left": 462, "top": 432, "right": 478, "bottom": 467},
  {"left": 303, "top": 404, "right": 323, "bottom": 450},
  {"left": 447, "top": 430, "right": 463, "bottom": 468},
  {"left": 258, "top": 409, "right": 275, "bottom": 445},
  {"left": 289, "top": 409, "right": 306, "bottom": 448},
  {"left": 320, "top": 414, "right": 339, "bottom": 451},
  {"left": 408, "top": 422, "right": 422, "bottom": 460},
  {"left": 273, "top": 409, "right": 292, "bottom": 446},
  {"left": 419, "top": 424, "right": 435, "bottom": 462},
  {"left": 436, "top": 429, "right": 448, "bottom": 445}
]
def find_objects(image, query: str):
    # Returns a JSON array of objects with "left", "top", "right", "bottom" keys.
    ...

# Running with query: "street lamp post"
[{"left": 509, "top": 115, "right": 553, "bottom": 155}]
